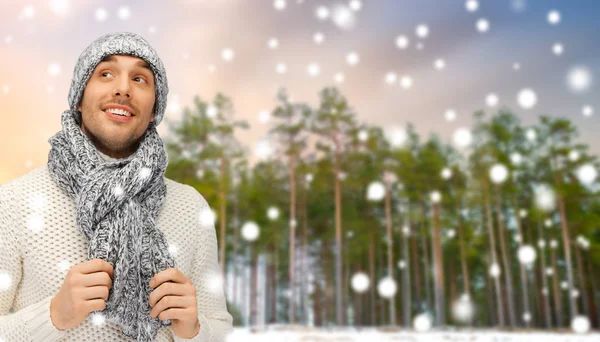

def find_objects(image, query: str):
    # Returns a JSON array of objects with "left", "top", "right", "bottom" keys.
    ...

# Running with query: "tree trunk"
[
  {"left": 455, "top": 202, "right": 470, "bottom": 295},
  {"left": 232, "top": 196, "right": 239, "bottom": 306},
  {"left": 334, "top": 151, "right": 344, "bottom": 325},
  {"left": 431, "top": 202, "right": 445, "bottom": 325},
  {"left": 551, "top": 155, "right": 578, "bottom": 320},
  {"left": 575, "top": 244, "right": 590, "bottom": 317},
  {"left": 410, "top": 222, "right": 422, "bottom": 309},
  {"left": 419, "top": 201, "right": 433, "bottom": 311},
  {"left": 268, "top": 243, "right": 277, "bottom": 323},
  {"left": 402, "top": 200, "right": 412, "bottom": 327},
  {"left": 557, "top": 197, "right": 578, "bottom": 320},
  {"left": 484, "top": 183, "right": 504, "bottom": 327},
  {"left": 288, "top": 153, "right": 297, "bottom": 323},
  {"left": 536, "top": 222, "right": 553, "bottom": 329},
  {"left": 550, "top": 246, "right": 563, "bottom": 327},
  {"left": 493, "top": 190, "right": 517, "bottom": 327},
  {"left": 273, "top": 233, "right": 279, "bottom": 323},
  {"left": 219, "top": 155, "right": 227, "bottom": 276},
  {"left": 250, "top": 247, "right": 259, "bottom": 325},
  {"left": 585, "top": 254, "right": 600, "bottom": 328},
  {"left": 384, "top": 185, "right": 396, "bottom": 325},
  {"left": 369, "top": 230, "right": 376, "bottom": 325},
  {"left": 301, "top": 182, "right": 309, "bottom": 324},
  {"left": 513, "top": 199, "right": 531, "bottom": 327}
]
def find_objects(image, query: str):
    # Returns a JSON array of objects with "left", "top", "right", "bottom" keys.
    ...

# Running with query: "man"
[{"left": 0, "top": 32, "right": 233, "bottom": 341}]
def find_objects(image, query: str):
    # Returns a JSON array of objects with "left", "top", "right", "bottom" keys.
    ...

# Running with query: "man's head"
[{"left": 67, "top": 32, "right": 169, "bottom": 158}]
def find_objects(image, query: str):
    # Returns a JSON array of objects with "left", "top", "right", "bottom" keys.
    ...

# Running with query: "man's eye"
[
  {"left": 101, "top": 72, "right": 113, "bottom": 78},
  {"left": 134, "top": 77, "right": 147, "bottom": 83}
]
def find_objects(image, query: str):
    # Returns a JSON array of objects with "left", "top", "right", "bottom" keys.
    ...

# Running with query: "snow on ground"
[{"left": 226, "top": 326, "right": 600, "bottom": 342}]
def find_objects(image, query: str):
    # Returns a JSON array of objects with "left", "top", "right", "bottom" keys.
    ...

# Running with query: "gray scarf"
[{"left": 47, "top": 109, "right": 175, "bottom": 341}]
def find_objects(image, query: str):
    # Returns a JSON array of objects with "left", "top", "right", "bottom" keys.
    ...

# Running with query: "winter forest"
[{"left": 162, "top": 86, "right": 600, "bottom": 338}]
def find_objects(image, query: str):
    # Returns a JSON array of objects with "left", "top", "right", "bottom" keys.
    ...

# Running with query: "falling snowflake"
[
  {"left": 567, "top": 66, "right": 592, "bottom": 93},
  {"left": 346, "top": 52, "right": 359, "bottom": 66},
  {"left": 117, "top": 6, "right": 130, "bottom": 20},
  {"left": 50, "top": 0, "right": 69, "bottom": 16},
  {"left": 517, "top": 88, "right": 537, "bottom": 109},
  {"left": 465, "top": 0, "right": 479, "bottom": 13},
  {"left": 275, "top": 62, "right": 287, "bottom": 74},
  {"left": 0, "top": 272, "right": 13, "bottom": 291},
  {"left": 306, "top": 63, "right": 322, "bottom": 77},
  {"left": 486, "top": 93, "right": 499, "bottom": 107},
  {"left": 48, "top": 63, "right": 61, "bottom": 77},
  {"left": 366, "top": 181, "right": 385, "bottom": 201},
  {"left": 198, "top": 207, "right": 217, "bottom": 226},
  {"left": 267, "top": 38, "right": 279, "bottom": 49},
  {"left": 441, "top": 167, "right": 453, "bottom": 179},
  {"left": 267, "top": 207, "right": 280, "bottom": 220},
  {"left": 349, "top": 0, "right": 362, "bottom": 11},
  {"left": 430, "top": 190, "right": 441, "bottom": 203},
  {"left": 434, "top": 58, "right": 446, "bottom": 70},
  {"left": 453, "top": 128, "right": 472, "bottom": 148},
  {"left": 332, "top": 3, "right": 356, "bottom": 30},
  {"left": 400, "top": 75, "right": 413, "bottom": 89},
  {"left": 385, "top": 72, "right": 398, "bottom": 85},
  {"left": 221, "top": 48, "right": 234, "bottom": 62},
  {"left": 552, "top": 43, "right": 564, "bottom": 56},
  {"left": 395, "top": 35, "right": 409, "bottom": 49},
  {"left": 315, "top": 6, "right": 330, "bottom": 20},
  {"left": 274, "top": 0, "right": 287, "bottom": 11},
  {"left": 241, "top": 221, "right": 260, "bottom": 241},
  {"left": 377, "top": 277, "right": 397, "bottom": 298},
  {"left": 313, "top": 32, "right": 325, "bottom": 45},
  {"left": 490, "top": 164, "right": 508, "bottom": 184},
  {"left": 444, "top": 109, "right": 456, "bottom": 121},
  {"left": 576, "top": 164, "right": 597, "bottom": 185},
  {"left": 413, "top": 313, "right": 432, "bottom": 332},
  {"left": 351, "top": 272, "right": 370, "bottom": 293},
  {"left": 476, "top": 18, "right": 490, "bottom": 33},
  {"left": 415, "top": 24, "right": 429, "bottom": 38},
  {"left": 95, "top": 8, "right": 108, "bottom": 22},
  {"left": 547, "top": 10, "right": 561, "bottom": 25},
  {"left": 489, "top": 263, "right": 501, "bottom": 278}
]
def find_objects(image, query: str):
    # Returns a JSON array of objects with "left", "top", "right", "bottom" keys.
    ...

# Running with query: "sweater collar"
[{"left": 96, "top": 149, "right": 124, "bottom": 162}]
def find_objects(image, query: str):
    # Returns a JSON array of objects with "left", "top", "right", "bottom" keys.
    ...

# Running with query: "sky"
[{"left": 1, "top": 0, "right": 599, "bottom": 184}]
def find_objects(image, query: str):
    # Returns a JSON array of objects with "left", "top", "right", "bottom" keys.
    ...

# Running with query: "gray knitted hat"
[{"left": 67, "top": 32, "right": 169, "bottom": 126}]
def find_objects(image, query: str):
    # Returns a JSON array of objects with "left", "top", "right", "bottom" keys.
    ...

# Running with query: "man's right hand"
[{"left": 50, "top": 258, "right": 114, "bottom": 331}]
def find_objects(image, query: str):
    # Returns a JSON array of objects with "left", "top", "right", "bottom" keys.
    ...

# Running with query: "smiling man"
[{"left": 0, "top": 32, "right": 233, "bottom": 341}]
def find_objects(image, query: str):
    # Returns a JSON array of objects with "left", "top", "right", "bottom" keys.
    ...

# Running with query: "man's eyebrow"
[{"left": 98, "top": 55, "right": 153, "bottom": 73}]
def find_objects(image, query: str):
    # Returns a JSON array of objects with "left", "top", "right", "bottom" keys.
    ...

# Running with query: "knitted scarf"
[{"left": 47, "top": 109, "right": 175, "bottom": 341}]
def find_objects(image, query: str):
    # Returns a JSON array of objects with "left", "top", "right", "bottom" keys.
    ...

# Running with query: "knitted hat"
[{"left": 67, "top": 32, "right": 169, "bottom": 126}]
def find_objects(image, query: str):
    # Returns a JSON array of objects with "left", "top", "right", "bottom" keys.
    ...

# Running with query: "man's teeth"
[{"left": 106, "top": 108, "right": 133, "bottom": 117}]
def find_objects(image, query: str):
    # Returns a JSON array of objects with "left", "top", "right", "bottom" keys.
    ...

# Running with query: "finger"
[
  {"left": 82, "top": 285, "right": 110, "bottom": 301},
  {"left": 78, "top": 259, "right": 114, "bottom": 280},
  {"left": 149, "top": 282, "right": 189, "bottom": 307},
  {"left": 150, "top": 295, "right": 191, "bottom": 318},
  {"left": 150, "top": 268, "right": 188, "bottom": 289},
  {"left": 158, "top": 308, "right": 196, "bottom": 321},
  {"left": 81, "top": 271, "right": 112, "bottom": 289}
]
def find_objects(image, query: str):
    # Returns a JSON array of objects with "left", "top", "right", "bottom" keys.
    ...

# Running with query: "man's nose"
[{"left": 114, "top": 78, "right": 131, "bottom": 98}]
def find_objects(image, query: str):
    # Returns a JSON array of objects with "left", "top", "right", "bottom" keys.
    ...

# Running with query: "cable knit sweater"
[{"left": 0, "top": 151, "right": 233, "bottom": 341}]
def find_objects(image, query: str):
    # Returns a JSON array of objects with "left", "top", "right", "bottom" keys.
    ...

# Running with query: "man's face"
[{"left": 77, "top": 54, "right": 156, "bottom": 158}]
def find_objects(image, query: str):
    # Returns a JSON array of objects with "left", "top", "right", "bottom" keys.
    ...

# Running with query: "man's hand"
[{"left": 148, "top": 268, "right": 200, "bottom": 339}]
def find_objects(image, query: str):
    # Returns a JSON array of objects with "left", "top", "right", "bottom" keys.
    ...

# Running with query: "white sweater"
[{"left": 0, "top": 151, "right": 233, "bottom": 341}]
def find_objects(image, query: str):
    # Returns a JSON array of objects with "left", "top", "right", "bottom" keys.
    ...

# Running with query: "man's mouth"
[{"left": 105, "top": 108, "right": 134, "bottom": 117}]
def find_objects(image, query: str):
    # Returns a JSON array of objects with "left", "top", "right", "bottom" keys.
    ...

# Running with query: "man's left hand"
[{"left": 149, "top": 268, "right": 200, "bottom": 339}]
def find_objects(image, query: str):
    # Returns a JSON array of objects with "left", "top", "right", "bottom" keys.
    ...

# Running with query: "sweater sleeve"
[
  {"left": 170, "top": 190, "right": 233, "bottom": 342},
  {"left": 0, "top": 185, "right": 68, "bottom": 342}
]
